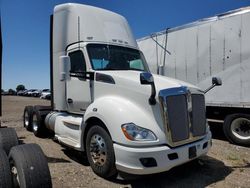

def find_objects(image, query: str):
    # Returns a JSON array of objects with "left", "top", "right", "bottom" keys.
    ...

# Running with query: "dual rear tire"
[
  {"left": 0, "top": 127, "right": 52, "bottom": 188},
  {"left": 23, "top": 106, "right": 33, "bottom": 131},
  {"left": 0, "top": 148, "right": 12, "bottom": 188},
  {"left": 9, "top": 144, "right": 52, "bottom": 188},
  {"left": 0, "top": 128, "right": 19, "bottom": 188},
  {"left": 23, "top": 106, "right": 51, "bottom": 137},
  {"left": 0, "top": 128, "right": 19, "bottom": 155}
]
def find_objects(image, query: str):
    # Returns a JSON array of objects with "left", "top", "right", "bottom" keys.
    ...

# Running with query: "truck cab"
[{"left": 24, "top": 3, "right": 212, "bottom": 179}]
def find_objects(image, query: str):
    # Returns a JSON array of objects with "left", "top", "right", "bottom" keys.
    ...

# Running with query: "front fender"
[{"left": 84, "top": 96, "right": 166, "bottom": 147}]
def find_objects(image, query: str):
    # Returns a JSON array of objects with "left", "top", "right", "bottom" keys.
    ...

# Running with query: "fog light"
[
  {"left": 139, "top": 157, "right": 157, "bottom": 167},
  {"left": 203, "top": 142, "right": 208, "bottom": 149},
  {"left": 168, "top": 153, "right": 178, "bottom": 160}
]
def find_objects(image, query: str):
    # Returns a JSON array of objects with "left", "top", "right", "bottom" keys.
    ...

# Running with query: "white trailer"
[
  {"left": 137, "top": 7, "right": 250, "bottom": 146},
  {"left": 23, "top": 3, "right": 215, "bottom": 179}
]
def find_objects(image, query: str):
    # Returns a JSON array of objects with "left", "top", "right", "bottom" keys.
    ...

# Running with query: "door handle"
[{"left": 67, "top": 98, "right": 73, "bottom": 104}]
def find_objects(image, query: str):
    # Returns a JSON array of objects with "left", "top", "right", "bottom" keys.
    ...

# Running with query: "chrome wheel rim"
[
  {"left": 24, "top": 111, "right": 29, "bottom": 127},
  {"left": 231, "top": 118, "right": 250, "bottom": 140},
  {"left": 33, "top": 114, "right": 38, "bottom": 132},
  {"left": 11, "top": 166, "right": 20, "bottom": 187},
  {"left": 89, "top": 134, "right": 107, "bottom": 166}
]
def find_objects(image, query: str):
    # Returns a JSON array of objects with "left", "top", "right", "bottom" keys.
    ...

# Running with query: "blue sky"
[{"left": 1, "top": 0, "right": 250, "bottom": 90}]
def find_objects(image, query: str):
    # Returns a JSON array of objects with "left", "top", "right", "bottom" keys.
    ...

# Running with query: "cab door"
[{"left": 66, "top": 49, "right": 92, "bottom": 114}]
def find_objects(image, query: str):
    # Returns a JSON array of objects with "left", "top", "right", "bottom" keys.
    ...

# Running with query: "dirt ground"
[{"left": 1, "top": 96, "right": 250, "bottom": 188}]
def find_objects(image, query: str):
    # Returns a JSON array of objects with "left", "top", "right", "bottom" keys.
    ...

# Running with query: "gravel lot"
[{"left": 1, "top": 96, "right": 250, "bottom": 188}]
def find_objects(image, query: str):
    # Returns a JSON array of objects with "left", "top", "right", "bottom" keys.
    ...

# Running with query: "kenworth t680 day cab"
[{"left": 23, "top": 3, "right": 214, "bottom": 179}]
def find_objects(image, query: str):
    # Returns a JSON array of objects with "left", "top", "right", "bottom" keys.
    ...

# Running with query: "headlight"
[{"left": 121, "top": 123, "right": 157, "bottom": 141}]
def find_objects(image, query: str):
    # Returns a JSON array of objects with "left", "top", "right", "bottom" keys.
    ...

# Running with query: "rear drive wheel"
[
  {"left": 23, "top": 106, "right": 34, "bottom": 131},
  {"left": 86, "top": 125, "right": 117, "bottom": 179},
  {"left": 223, "top": 114, "right": 250, "bottom": 146},
  {"left": 32, "top": 107, "right": 50, "bottom": 137},
  {"left": 0, "top": 128, "right": 19, "bottom": 155},
  {"left": 33, "top": 110, "right": 45, "bottom": 137},
  {"left": 9, "top": 144, "right": 52, "bottom": 188},
  {"left": 0, "top": 148, "right": 12, "bottom": 188}
]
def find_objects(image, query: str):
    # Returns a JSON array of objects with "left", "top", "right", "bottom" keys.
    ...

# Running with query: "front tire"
[
  {"left": 223, "top": 113, "right": 250, "bottom": 146},
  {"left": 86, "top": 125, "right": 117, "bottom": 179}
]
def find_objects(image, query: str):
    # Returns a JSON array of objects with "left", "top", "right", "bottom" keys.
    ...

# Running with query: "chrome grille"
[
  {"left": 159, "top": 87, "right": 206, "bottom": 147},
  {"left": 166, "top": 95, "right": 189, "bottom": 142},
  {"left": 191, "top": 94, "right": 206, "bottom": 136}
]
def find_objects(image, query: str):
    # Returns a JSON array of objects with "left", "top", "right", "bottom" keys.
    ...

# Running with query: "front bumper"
[{"left": 114, "top": 132, "right": 212, "bottom": 175}]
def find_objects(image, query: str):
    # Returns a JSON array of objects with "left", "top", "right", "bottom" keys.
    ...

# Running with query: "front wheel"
[
  {"left": 86, "top": 125, "right": 117, "bottom": 179},
  {"left": 223, "top": 114, "right": 250, "bottom": 146}
]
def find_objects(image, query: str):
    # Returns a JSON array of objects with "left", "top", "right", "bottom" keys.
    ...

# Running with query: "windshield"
[{"left": 87, "top": 44, "right": 149, "bottom": 72}]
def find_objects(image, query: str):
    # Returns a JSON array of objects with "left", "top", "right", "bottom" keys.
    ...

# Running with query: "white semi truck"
[
  {"left": 24, "top": 3, "right": 216, "bottom": 179},
  {"left": 137, "top": 7, "right": 250, "bottom": 146}
]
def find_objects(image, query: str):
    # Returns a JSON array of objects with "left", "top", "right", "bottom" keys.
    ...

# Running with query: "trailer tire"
[
  {"left": 0, "top": 148, "right": 12, "bottom": 188},
  {"left": 32, "top": 109, "right": 47, "bottom": 137},
  {"left": 23, "top": 106, "right": 34, "bottom": 131},
  {"left": 0, "top": 128, "right": 19, "bottom": 155},
  {"left": 223, "top": 114, "right": 250, "bottom": 146},
  {"left": 86, "top": 125, "right": 117, "bottom": 179},
  {"left": 9, "top": 144, "right": 52, "bottom": 188}
]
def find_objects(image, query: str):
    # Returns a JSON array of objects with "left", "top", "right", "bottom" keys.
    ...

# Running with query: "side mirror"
[
  {"left": 59, "top": 56, "right": 70, "bottom": 81},
  {"left": 204, "top": 77, "right": 222, "bottom": 94},
  {"left": 140, "top": 72, "right": 156, "bottom": 105},
  {"left": 212, "top": 77, "right": 222, "bottom": 86},
  {"left": 140, "top": 72, "right": 154, "bottom": 85}
]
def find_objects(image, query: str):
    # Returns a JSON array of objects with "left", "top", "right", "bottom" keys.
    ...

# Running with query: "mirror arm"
[
  {"left": 149, "top": 83, "right": 156, "bottom": 105},
  {"left": 204, "top": 84, "right": 216, "bottom": 94}
]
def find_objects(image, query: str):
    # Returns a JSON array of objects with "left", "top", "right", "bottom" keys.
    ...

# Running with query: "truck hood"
[{"left": 96, "top": 71, "right": 199, "bottom": 94}]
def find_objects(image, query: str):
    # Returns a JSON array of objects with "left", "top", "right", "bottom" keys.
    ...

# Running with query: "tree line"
[{"left": 2, "top": 84, "right": 26, "bottom": 95}]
